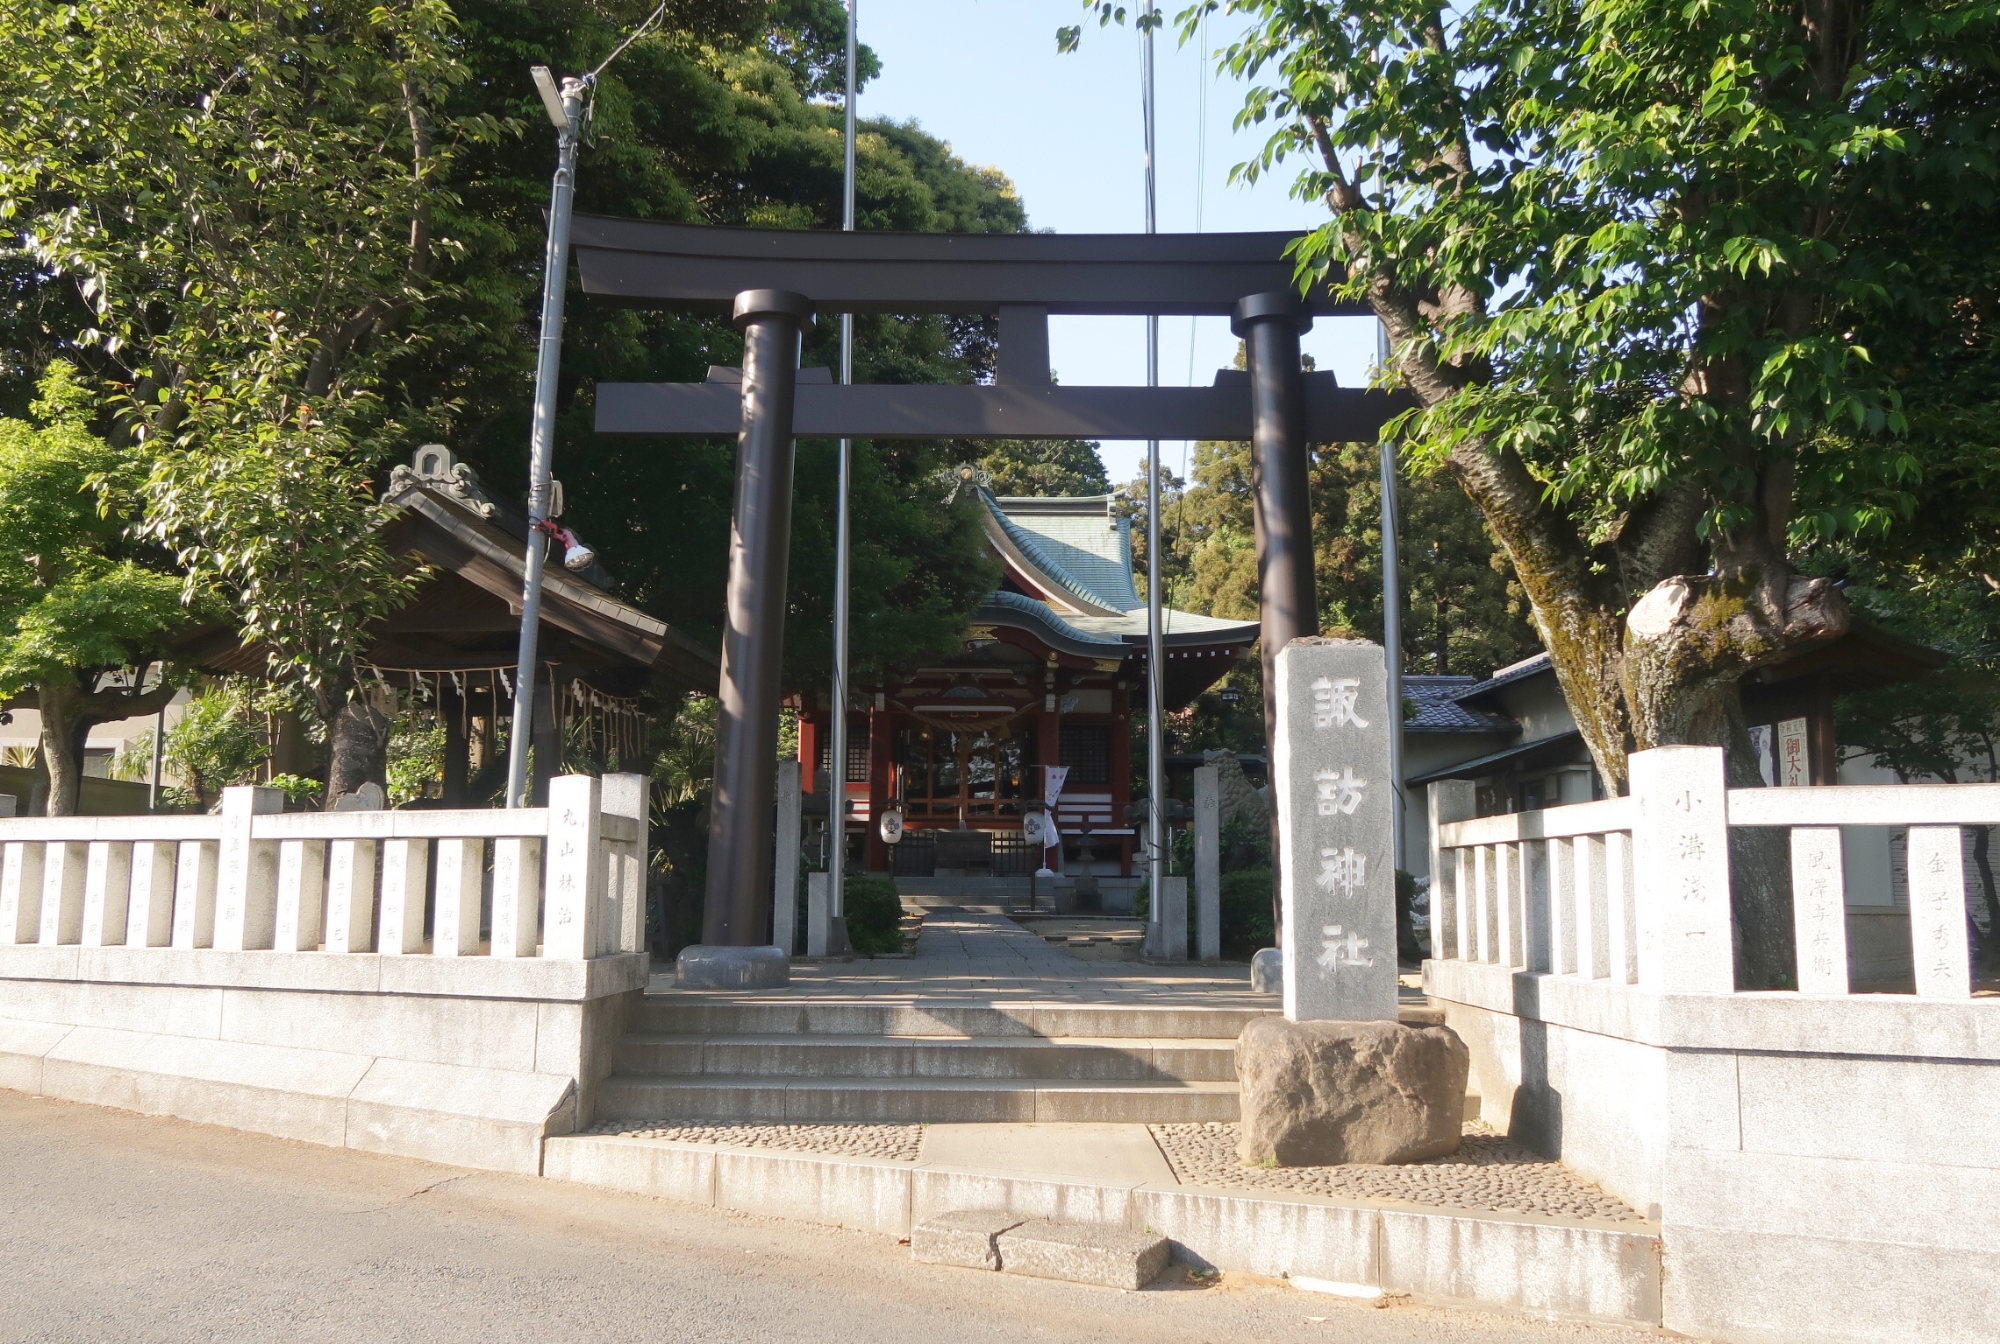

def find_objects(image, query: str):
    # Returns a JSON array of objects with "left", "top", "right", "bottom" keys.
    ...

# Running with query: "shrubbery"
[
  {"left": 1220, "top": 869, "right": 1275, "bottom": 959},
  {"left": 844, "top": 875, "right": 906, "bottom": 956}
]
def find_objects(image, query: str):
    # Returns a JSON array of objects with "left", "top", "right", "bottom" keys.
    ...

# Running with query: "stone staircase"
[{"left": 595, "top": 1001, "right": 1267, "bottom": 1124}]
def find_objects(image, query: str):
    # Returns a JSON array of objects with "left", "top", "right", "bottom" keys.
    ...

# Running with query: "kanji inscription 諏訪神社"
[{"left": 1275, "top": 638, "right": 1397, "bottom": 1022}]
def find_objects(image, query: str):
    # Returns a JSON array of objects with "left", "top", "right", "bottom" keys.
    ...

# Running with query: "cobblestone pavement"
[
  {"left": 587, "top": 1120, "right": 924, "bottom": 1161},
  {"left": 652, "top": 909, "right": 1273, "bottom": 1007},
  {"left": 577, "top": 1116, "right": 1642, "bottom": 1225},
  {"left": 1149, "top": 1123, "right": 1648, "bottom": 1223}
]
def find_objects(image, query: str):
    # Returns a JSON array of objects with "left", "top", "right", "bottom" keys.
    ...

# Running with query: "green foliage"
[
  {"left": 1, "top": 1, "right": 490, "bottom": 738},
  {"left": 0, "top": 365, "right": 188, "bottom": 701},
  {"left": 1067, "top": 0, "right": 2000, "bottom": 795},
  {"left": 162, "top": 681, "right": 269, "bottom": 810},
  {"left": 843, "top": 875, "right": 905, "bottom": 955},
  {"left": 267, "top": 773, "right": 325, "bottom": 809},
  {"left": 650, "top": 693, "right": 720, "bottom": 813},
  {"left": 386, "top": 703, "right": 447, "bottom": 805},
  {"left": 420, "top": 6, "right": 1022, "bottom": 696},
  {"left": 137, "top": 422, "right": 422, "bottom": 725},
  {"left": 4, "top": 1, "right": 1021, "bottom": 741},
  {"left": 1219, "top": 868, "right": 1275, "bottom": 960},
  {"left": 976, "top": 440, "right": 1112, "bottom": 497},
  {"left": 0, "top": 0, "right": 498, "bottom": 421},
  {"left": 1172, "top": 437, "right": 1537, "bottom": 677}
]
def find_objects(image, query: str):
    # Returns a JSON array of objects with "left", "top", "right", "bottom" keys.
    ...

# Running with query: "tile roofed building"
[{"left": 794, "top": 486, "right": 1257, "bottom": 893}]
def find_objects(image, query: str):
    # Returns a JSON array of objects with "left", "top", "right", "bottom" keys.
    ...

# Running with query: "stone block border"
[{"left": 543, "top": 1131, "right": 1661, "bottom": 1326}]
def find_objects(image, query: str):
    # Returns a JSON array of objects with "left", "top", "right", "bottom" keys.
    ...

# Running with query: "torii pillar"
[{"left": 681, "top": 289, "right": 811, "bottom": 988}]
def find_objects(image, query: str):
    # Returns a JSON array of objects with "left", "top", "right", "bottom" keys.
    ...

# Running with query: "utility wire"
[{"left": 588, "top": 2, "right": 670, "bottom": 80}]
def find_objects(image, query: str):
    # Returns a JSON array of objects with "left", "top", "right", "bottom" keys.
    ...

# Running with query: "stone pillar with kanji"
[{"left": 1273, "top": 637, "right": 1398, "bottom": 1023}]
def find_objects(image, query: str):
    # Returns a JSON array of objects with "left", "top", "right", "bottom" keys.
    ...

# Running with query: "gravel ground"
[
  {"left": 587, "top": 1120, "right": 925, "bottom": 1161},
  {"left": 1149, "top": 1123, "right": 1647, "bottom": 1224}
]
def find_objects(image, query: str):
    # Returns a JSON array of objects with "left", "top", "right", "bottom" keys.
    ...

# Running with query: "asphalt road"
[{"left": 0, "top": 1093, "right": 1657, "bottom": 1344}]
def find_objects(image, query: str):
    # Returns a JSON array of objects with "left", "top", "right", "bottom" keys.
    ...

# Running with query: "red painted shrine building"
[{"left": 794, "top": 488, "right": 1257, "bottom": 883}]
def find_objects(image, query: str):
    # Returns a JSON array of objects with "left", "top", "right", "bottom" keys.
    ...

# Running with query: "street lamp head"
[{"left": 530, "top": 66, "right": 569, "bottom": 131}]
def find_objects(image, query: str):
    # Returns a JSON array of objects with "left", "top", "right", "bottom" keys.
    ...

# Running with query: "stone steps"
[
  {"left": 599, "top": 999, "right": 1268, "bottom": 1125},
  {"left": 615, "top": 1032, "right": 1239, "bottom": 1081},
  {"left": 594, "top": 1073, "right": 1243, "bottom": 1124},
  {"left": 631, "top": 1001, "right": 1273, "bottom": 1040}
]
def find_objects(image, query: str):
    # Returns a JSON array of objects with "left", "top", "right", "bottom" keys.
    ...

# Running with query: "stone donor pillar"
[
  {"left": 1192, "top": 764, "right": 1221, "bottom": 962},
  {"left": 1235, "top": 637, "right": 1468, "bottom": 1169},
  {"left": 1272, "top": 637, "right": 1397, "bottom": 1023},
  {"left": 688, "top": 287, "right": 811, "bottom": 989}
]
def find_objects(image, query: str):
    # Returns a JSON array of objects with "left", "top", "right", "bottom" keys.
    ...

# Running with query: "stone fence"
[
  {"left": 1424, "top": 745, "right": 1997, "bottom": 1344},
  {"left": 0, "top": 775, "right": 651, "bottom": 1175}
]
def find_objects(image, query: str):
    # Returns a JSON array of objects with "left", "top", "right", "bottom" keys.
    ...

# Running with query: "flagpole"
[
  {"left": 1141, "top": 3, "right": 1168, "bottom": 949},
  {"left": 824, "top": 0, "right": 859, "bottom": 951}
]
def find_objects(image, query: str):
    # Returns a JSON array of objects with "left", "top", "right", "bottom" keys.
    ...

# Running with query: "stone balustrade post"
[
  {"left": 806, "top": 871, "right": 830, "bottom": 957},
  {"left": 543, "top": 774, "right": 602, "bottom": 959},
  {"left": 38, "top": 841, "right": 88, "bottom": 946},
  {"left": 81, "top": 841, "right": 133, "bottom": 947},
  {"left": 1426, "top": 780, "right": 1475, "bottom": 960},
  {"left": 1628, "top": 746, "right": 1734, "bottom": 993},
  {"left": 214, "top": 786, "right": 285, "bottom": 951},
  {"left": 125, "top": 841, "right": 177, "bottom": 948},
  {"left": 601, "top": 773, "right": 649, "bottom": 956},
  {"left": 171, "top": 839, "right": 220, "bottom": 949}
]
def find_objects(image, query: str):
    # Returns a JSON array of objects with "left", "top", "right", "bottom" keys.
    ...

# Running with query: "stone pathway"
[
  {"left": 1149, "top": 1123, "right": 1647, "bottom": 1223},
  {"left": 653, "top": 909, "right": 1270, "bottom": 1007}
]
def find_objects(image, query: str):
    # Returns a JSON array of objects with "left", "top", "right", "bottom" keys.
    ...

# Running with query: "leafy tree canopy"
[
  {"left": 1068, "top": 0, "right": 1999, "bottom": 985},
  {"left": 2, "top": 0, "right": 1029, "bottom": 770},
  {"left": 0, "top": 363, "right": 191, "bottom": 812},
  {"left": 975, "top": 439, "right": 1112, "bottom": 497}
]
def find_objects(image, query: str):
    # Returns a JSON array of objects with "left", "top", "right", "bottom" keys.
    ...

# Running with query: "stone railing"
[
  {"left": 1422, "top": 745, "right": 1998, "bottom": 1344},
  {"left": 1428, "top": 744, "right": 1990, "bottom": 998},
  {"left": 0, "top": 773, "right": 647, "bottom": 962}
]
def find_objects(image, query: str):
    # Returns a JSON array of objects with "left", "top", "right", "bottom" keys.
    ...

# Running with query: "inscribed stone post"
[
  {"left": 38, "top": 842, "right": 87, "bottom": 946},
  {"left": 773, "top": 762, "right": 802, "bottom": 955},
  {"left": 1273, "top": 638, "right": 1397, "bottom": 1023},
  {"left": 544, "top": 774, "right": 603, "bottom": 960},
  {"left": 214, "top": 786, "right": 284, "bottom": 951},
  {"left": 1192, "top": 765, "right": 1220, "bottom": 962}
]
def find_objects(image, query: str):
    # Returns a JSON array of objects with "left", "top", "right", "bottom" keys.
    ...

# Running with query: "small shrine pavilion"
[
  {"left": 171, "top": 446, "right": 717, "bottom": 805},
  {"left": 795, "top": 485, "right": 1257, "bottom": 882}
]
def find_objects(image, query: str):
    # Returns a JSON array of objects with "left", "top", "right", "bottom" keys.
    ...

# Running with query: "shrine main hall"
[{"left": 791, "top": 481, "right": 1255, "bottom": 888}]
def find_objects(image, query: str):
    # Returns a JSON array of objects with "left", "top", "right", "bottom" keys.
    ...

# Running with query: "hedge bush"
[{"left": 844, "top": 875, "right": 905, "bottom": 955}]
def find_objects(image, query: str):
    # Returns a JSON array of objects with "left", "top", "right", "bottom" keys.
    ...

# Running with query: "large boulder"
[{"left": 1235, "top": 1017, "right": 1469, "bottom": 1166}]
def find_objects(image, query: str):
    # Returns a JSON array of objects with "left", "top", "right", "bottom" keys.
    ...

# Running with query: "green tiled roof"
[{"left": 982, "top": 491, "right": 1142, "bottom": 614}]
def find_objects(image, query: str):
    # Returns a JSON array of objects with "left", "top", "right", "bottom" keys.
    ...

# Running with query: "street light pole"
[
  {"left": 505, "top": 69, "right": 589, "bottom": 809},
  {"left": 825, "top": 0, "right": 858, "bottom": 951},
  {"left": 1141, "top": 2, "right": 1168, "bottom": 945},
  {"left": 1377, "top": 320, "right": 1405, "bottom": 871}
]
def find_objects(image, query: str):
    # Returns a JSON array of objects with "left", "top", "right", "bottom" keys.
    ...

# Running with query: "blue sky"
[{"left": 854, "top": 0, "right": 1381, "bottom": 484}]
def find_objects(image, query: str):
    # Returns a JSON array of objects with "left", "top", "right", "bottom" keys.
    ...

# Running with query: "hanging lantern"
[{"left": 879, "top": 806, "right": 905, "bottom": 845}]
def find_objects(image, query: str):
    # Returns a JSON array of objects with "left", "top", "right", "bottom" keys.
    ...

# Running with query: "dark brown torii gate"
[{"left": 571, "top": 216, "right": 1405, "bottom": 974}]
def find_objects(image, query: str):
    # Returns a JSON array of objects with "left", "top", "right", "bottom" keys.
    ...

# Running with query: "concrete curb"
[{"left": 542, "top": 1132, "right": 1662, "bottom": 1326}]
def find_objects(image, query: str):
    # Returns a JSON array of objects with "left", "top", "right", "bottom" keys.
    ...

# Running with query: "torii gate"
[{"left": 571, "top": 217, "right": 1403, "bottom": 976}]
